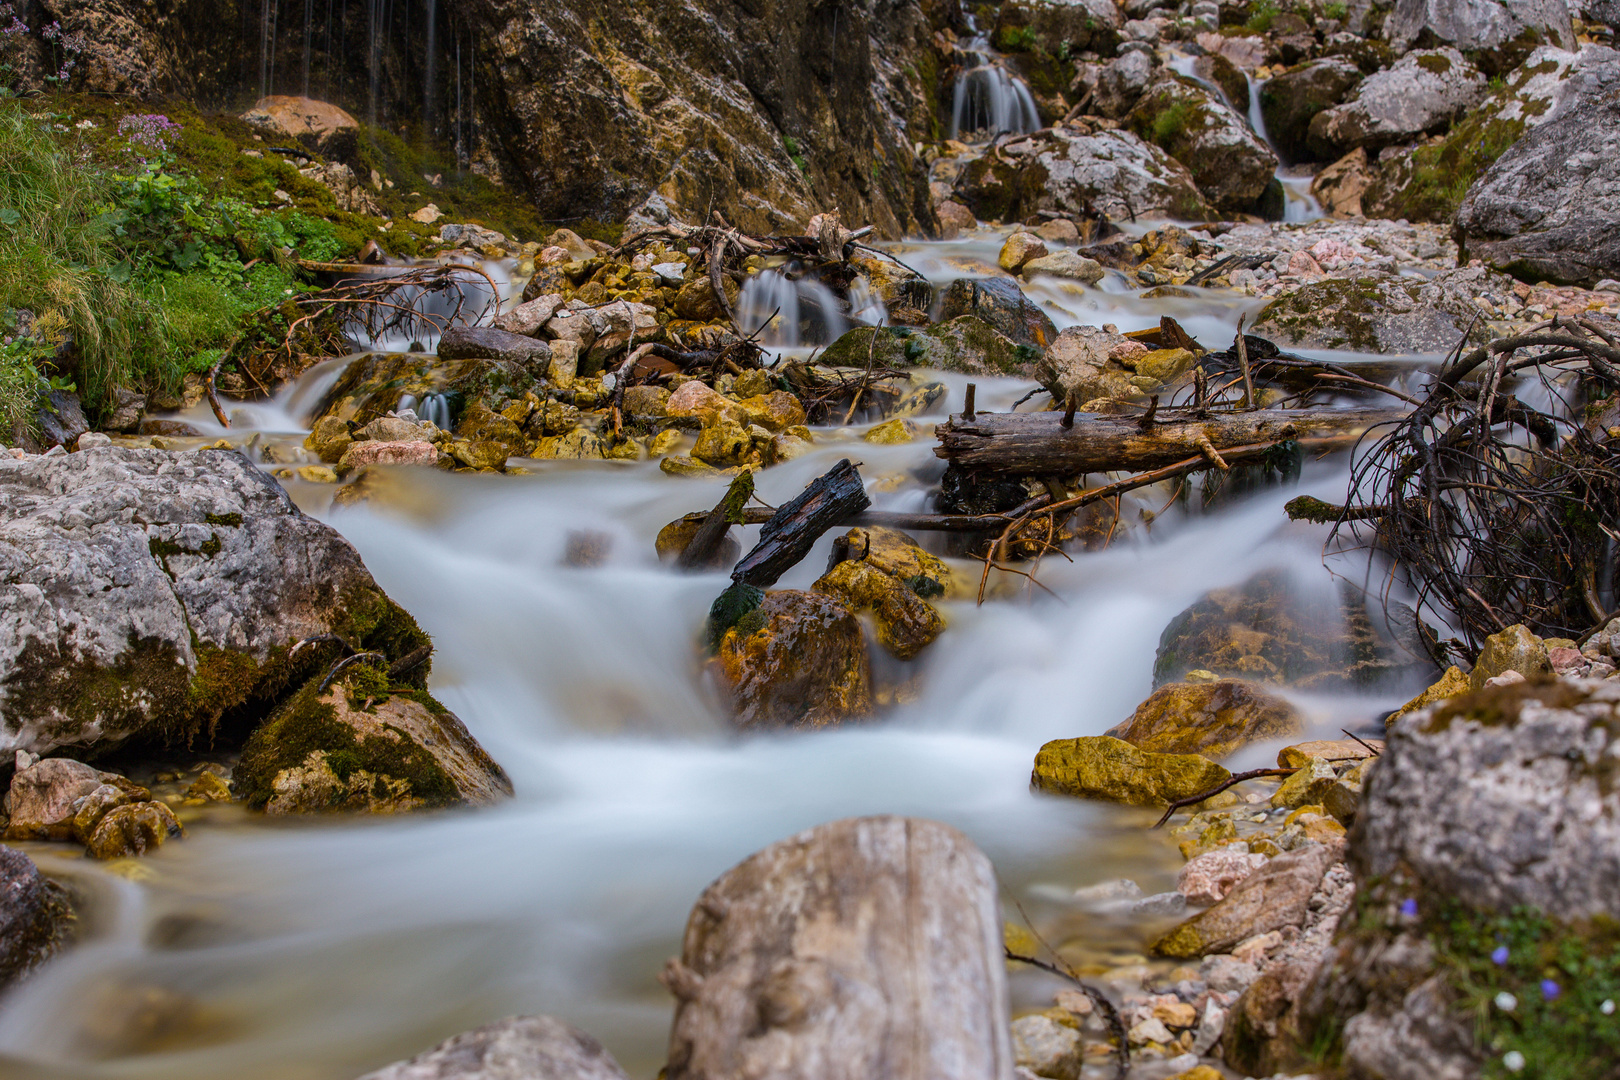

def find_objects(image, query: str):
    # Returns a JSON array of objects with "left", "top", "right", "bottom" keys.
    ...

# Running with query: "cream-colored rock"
[{"left": 999, "top": 232, "right": 1048, "bottom": 271}]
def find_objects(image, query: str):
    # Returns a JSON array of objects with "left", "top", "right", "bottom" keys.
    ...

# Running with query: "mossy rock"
[
  {"left": 1108, "top": 680, "right": 1303, "bottom": 760},
  {"left": 1252, "top": 272, "right": 1497, "bottom": 354},
  {"left": 312, "top": 352, "right": 542, "bottom": 431},
  {"left": 818, "top": 316, "right": 1038, "bottom": 377},
  {"left": 811, "top": 559, "right": 944, "bottom": 661},
  {"left": 834, "top": 526, "right": 952, "bottom": 599},
  {"left": 1031, "top": 735, "right": 1231, "bottom": 808},
  {"left": 709, "top": 590, "right": 871, "bottom": 731},
  {"left": 234, "top": 676, "right": 512, "bottom": 814}
]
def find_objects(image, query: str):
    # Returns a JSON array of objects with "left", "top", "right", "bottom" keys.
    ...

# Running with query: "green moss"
[
  {"left": 1150, "top": 100, "right": 1200, "bottom": 145},
  {"left": 233, "top": 676, "right": 460, "bottom": 809},
  {"left": 1416, "top": 53, "right": 1454, "bottom": 75},
  {"left": 148, "top": 532, "right": 220, "bottom": 560},
  {"left": 707, "top": 582, "right": 766, "bottom": 651},
  {"left": 205, "top": 512, "right": 243, "bottom": 526},
  {"left": 994, "top": 24, "right": 1040, "bottom": 52}
]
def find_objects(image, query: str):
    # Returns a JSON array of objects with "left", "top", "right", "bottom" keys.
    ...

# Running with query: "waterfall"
[
  {"left": 398, "top": 392, "right": 451, "bottom": 429},
  {"left": 1246, "top": 77, "right": 1323, "bottom": 224},
  {"left": 846, "top": 277, "right": 888, "bottom": 327},
  {"left": 424, "top": 0, "right": 438, "bottom": 134},
  {"left": 736, "top": 270, "right": 850, "bottom": 348},
  {"left": 948, "top": 32, "right": 1040, "bottom": 141},
  {"left": 259, "top": 0, "right": 280, "bottom": 98},
  {"left": 301, "top": 0, "right": 313, "bottom": 96}
]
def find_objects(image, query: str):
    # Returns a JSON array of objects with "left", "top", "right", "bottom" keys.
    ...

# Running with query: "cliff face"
[
  {"left": 14, "top": 0, "right": 945, "bottom": 236},
  {"left": 460, "top": 0, "right": 943, "bottom": 236}
]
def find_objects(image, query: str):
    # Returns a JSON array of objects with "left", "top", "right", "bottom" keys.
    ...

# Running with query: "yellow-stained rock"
[
  {"left": 533, "top": 428, "right": 605, "bottom": 460},
  {"left": 185, "top": 771, "right": 233, "bottom": 802},
  {"left": 1031, "top": 736, "right": 1231, "bottom": 808},
  {"left": 768, "top": 432, "right": 813, "bottom": 463},
  {"left": 812, "top": 559, "right": 944, "bottom": 660},
  {"left": 303, "top": 416, "right": 352, "bottom": 463},
  {"left": 863, "top": 417, "right": 918, "bottom": 444},
  {"left": 692, "top": 415, "right": 754, "bottom": 467},
  {"left": 602, "top": 436, "right": 641, "bottom": 461},
  {"left": 736, "top": 391, "right": 806, "bottom": 432},
  {"left": 1135, "top": 347, "right": 1197, "bottom": 383},
  {"left": 837, "top": 526, "right": 952, "bottom": 598},
  {"left": 660, "top": 455, "right": 722, "bottom": 477},
  {"left": 1278, "top": 738, "right": 1381, "bottom": 768},
  {"left": 86, "top": 802, "right": 183, "bottom": 860},
  {"left": 1108, "top": 679, "right": 1302, "bottom": 759},
  {"left": 1469, "top": 624, "right": 1551, "bottom": 690},
  {"left": 1270, "top": 757, "right": 1339, "bottom": 809},
  {"left": 449, "top": 439, "right": 513, "bottom": 470},
  {"left": 710, "top": 590, "right": 871, "bottom": 730},
  {"left": 1387, "top": 664, "right": 1470, "bottom": 727},
  {"left": 295, "top": 465, "right": 339, "bottom": 483},
  {"left": 648, "top": 428, "right": 684, "bottom": 456}
]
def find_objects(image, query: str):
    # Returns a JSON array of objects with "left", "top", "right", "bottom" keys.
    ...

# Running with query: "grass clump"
[{"left": 1430, "top": 901, "right": 1620, "bottom": 1079}]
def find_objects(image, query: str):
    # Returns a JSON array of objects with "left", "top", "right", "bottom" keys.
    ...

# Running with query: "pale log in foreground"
[{"left": 663, "top": 815, "right": 1014, "bottom": 1080}]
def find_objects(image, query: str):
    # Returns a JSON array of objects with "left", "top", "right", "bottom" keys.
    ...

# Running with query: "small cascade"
[
  {"left": 846, "top": 277, "right": 889, "bottom": 327},
  {"left": 736, "top": 270, "right": 850, "bottom": 348},
  {"left": 423, "top": 0, "right": 438, "bottom": 133},
  {"left": 949, "top": 39, "right": 1041, "bottom": 141},
  {"left": 398, "top": 391, "right": 451, "bottom": 429},
  {"left": 1246, "top": 77, "right": 1322, "bottom": 224}
]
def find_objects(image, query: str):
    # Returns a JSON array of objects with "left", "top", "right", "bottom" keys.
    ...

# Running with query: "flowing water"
[
  {"left": 0, "top": 231, "right": 1418, "bottom": 1080},
  {"left": 949, "top": 22, "right": 1041, "bottom": 141}
]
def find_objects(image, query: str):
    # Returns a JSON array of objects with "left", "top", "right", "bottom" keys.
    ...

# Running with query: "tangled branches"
[{"left": 1318, "top": 315, "right": 1620, "bottom": 662}]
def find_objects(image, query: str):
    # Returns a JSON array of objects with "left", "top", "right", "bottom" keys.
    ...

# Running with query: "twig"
[
  {"left": 1004, "top": 950, "right": 1129, "bottom": 1080},
  {"left": 1152, "top": 768, "right": 1297, "bottom": 827},
  {"left": 1340, "top": 729, "right": 1382, "bottom": 757}
]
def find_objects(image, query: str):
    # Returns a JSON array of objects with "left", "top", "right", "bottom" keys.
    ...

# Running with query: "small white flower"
[
  {"left": 1603, "top": 999, "right": 1616, "bottom": 1015},
  {"left": 1503, "top": 1050, "right": 1526, "bottom": 1072},
  {"left": 1495, "top": 992, "right": 1518, "bottom": 1011}
]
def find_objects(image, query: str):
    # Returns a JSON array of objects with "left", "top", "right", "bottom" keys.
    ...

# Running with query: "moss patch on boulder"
[{"left": 1031, "top": 735, "right": 1231, "bottom": 807}]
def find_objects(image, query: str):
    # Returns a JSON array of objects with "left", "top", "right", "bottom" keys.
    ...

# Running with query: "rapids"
[{"left": 0, "top": 231, "right": 1420, "bottom": 1080}]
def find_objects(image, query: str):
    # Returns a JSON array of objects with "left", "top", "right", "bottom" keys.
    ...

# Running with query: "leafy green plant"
[
  {"left": 1246, "top": 0, "right": 1279, "bottom": 31},
  {"left": 1322, "top": 0, "right": 1348, "bottom": 19},
  {"left": 994, "top": 25, "right": 1039, "bottom": 52},
  {"left": 783, "top": 136, "right": 809, "bottom": 175}
]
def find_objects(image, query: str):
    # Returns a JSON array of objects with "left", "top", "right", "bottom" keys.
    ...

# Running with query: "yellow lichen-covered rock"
[
  {"left": 86, "top": 802, "right": 183, "bottom": 860},
  {"left": 234, "top": 678, "right": 512, "bottom": 814},
  {"left": 533, "top": 428, "right": 605, "bottom": 460},
  {"left": 1468, "top": 624, "right": 1551, "bottom": 690},
  {"left": 836, "top": 526, "right": 952, "bottom": 598},
  {"left": 660, "top": 455, "right": 722, "bottom": 477},
  {"left": 602, "top": 436, "right": 641, "bottom": 461},
  {"left": 811, "top": 559, "right": 944, "bottom": 660},
  {"left": 1176, "top": 813, "right": 1241, "bottom": 860},
  {"left": 710, "top": 590, "right": 871, "bottom": 730},
  {"left": 1270, "top": 756, "right": 1339, "bottom": 809},
  {"left": 1031, "top": 736, "right": 1232, "bottom": 808},
  {"left": 1108, "top": 679, "right": 1303, "bottom": 759},
  {"left": 648, "top": 428, "right": 684, "bottom": 456},
  {"left": 1135, "top": 347, "right": 1197, "bottom": 383},
  {"left": 673, "top": 276, "right": 739, "bottom": 322},
  {"left": 454, "top": 402, "right": 528, "bottom": 458},
  {"left": 1386, "top": 664, "right": 1470, "bottom": 727},
  {"left": 304, "top": 416, "right": 352, "bottom": 463},
  {"left": 449, "top": 440, "right": 513, "bottom": 470},
  {"left": 863, "top": 417, "right": 918, "bottom": 444},
  {"left": 735, "top": 391, "right": 807, "bottom": 432},
  {"left": 692, "top": 415, "right": 754, "bottom": 467},
  {"left": 767, "top": 432, "right": 813, "bottom": 464},
  {"left": 296, "top": 465, "right": 340, "bottom": 483}
]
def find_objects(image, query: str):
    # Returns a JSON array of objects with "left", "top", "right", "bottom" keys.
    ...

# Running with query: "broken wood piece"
[
  {"left": 678, "top": 472, "right": 756, "bottom": 571},
  {"left": 1235, "top": 315, "right": 1255, "bottom": 410},
  {"left": 935, "top": 406, "right": 1405, "bottom": 476},
  {"left": 1196, "top": 433, "right": 1228, "bottom": 471},
  {"left": 1283, "top": 496, "right": 1388, "bottom": 524},
  {"left": 964, "top": 382, "right": 976, "bottom": 420},
  {"left": 663, "top": 815, "right": 1013, "bottom": 1080},
  {"left": 731, "top": 459, "right": 872, "bottom": 588}
]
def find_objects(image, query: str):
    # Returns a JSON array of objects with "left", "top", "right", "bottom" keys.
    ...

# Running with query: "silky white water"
[{"left": 0, "top": 243, "right": 1413, "bottom": 1080}]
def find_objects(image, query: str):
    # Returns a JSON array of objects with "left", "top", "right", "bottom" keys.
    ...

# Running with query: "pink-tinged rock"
[
  {"left": 1286, "top": 250, "right": 1325, "bottom": 279},
  {"left": 665, "top": 381, "right": 737, "bottom": 422},
  {"left": 1548, "top": 646, "right": 1586, "bottom": 673},
  {"left": 538, "top": 245, "right": 571, "bottom": 265},
  {"left": 494, "top": 294, "right": 565, "bottom": 336},
  {"left": 337, "top": 440, "right": 438, "bottom": 473},
  {"left": 1177, "top": 848, "right": 1269, "bottom": 905},
  {"left": 1308, "top": 237, "right": 1358, "bottom": 269}
]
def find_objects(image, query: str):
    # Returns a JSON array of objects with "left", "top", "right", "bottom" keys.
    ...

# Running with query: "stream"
[{"left": 0, "top": 223, "right": 1419, "bottom": 1079}]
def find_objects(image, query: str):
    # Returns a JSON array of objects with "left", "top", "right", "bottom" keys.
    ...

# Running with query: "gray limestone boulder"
[
  {"left": 1301, "top": 678, "right": 1620, "bottom": 1078},
  {"left": 1390, "top": 0, "right": 1575, "bottom": 73},
  {"left": 437, "top": 326, "right": 553, "bottom": 370},
  {"left": 1252, "top": 269, "right": 1502, "bottom": 353},
  {"left": 1308, "top": 48, "right": 1487, "bottom": 156},
  {"left": 1127, "top": 75, "right": 1279, "bottom": 211},
  {"left": 354, "top": 1015, "right": 631, "bottom": 1080},
  {"left": 1455, "top": 47, "right": 1620, "bottom": 287},
  {"left": 0, "top": 448, "right": 432, "bottom": 758}
]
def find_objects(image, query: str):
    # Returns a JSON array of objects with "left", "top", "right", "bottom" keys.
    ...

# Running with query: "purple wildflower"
[
  {"left": 1542, "top": 979, "right": 1561, "bottom": 1001},
  {"left": 1492, "top": 946, "right": 1510, "bottom": 966},
  {"left": 1399, "top": 898, "right": 1418, "bottom": 918},
  {"left": 117, "top": 114, "right": 183, "bottom": 159}
]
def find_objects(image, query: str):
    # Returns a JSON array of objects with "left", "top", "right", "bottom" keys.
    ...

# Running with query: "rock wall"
[{"left": 459, "top": 0, "right": 944, "bottom": 236}]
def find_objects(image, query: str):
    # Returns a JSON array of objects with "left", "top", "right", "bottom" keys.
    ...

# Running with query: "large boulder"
[
  {"left": 1258, "top": 58, "right": 1365, "bottom": 164},
  {"left": 0, "top": 449, "right": 432, "bottom": 758},
  {"left": 313, "top": 352, "right": 543, "bottom": 431},
  {"left": 234, "top": 677, "right": 513, "bottom": 814},
  {"left": 817, "top": 317, "right": 1038, "bottom": 377},
  {"left": 1127, "top": 75, "right": 1279, "bottom": 211},
  {"left": 994, "top": 0, "right": 1122, "bottom": 57},
  {"left": 709, "top": 590, "right": 871, "bottom": 730},
  {"left": 663, "top": 816, "right": 1013, "bottom": 1080},
  {"left": 1106, "top": 680, "right": 1303, "bottom": 760},
  {"left": 1252, "top": 269, "right": 1500, "bottom": 353},
  {"left": 951, "top": 127, "right": 1210, "bottom": 224},
  {"left": 1365, "top": 44, "right": 1589, "bottom": 223},
  {"left": 1308, "top": 48, "right": 1487, "bottom": 157},
  {"left": 1302, "top": 679, "right": 1620, "bottom": 1078},
  {"left": 937, "top": 279, "right": 1058, "bottom": 349},
  {"left": 0, "top": 845, "right": 73, "bottom": 992},
  {"left": 1390, "top": 0, "right": 1575, "bottom": 74},
  {"left": 1455, "top": 47, "right": 1620, "bottom": 287},
  {"left": 355, "top": 1015, "right": 631, "bottom": 1080},
  {"left": 437, "top": 326, "right": 553, "bottom": 372},
  {"left": 240, "top": 95, "right": 360, "bottom": 160}
]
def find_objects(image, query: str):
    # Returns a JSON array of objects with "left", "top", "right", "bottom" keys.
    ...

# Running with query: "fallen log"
[
  {"left": 731, "top": 459, "right": 871, "bottom": 588},
  {"left": 662, "top": 815, "right": 1013, "bottom": 1080},
  {"left": 678, "top": 472, "right": 755, "bottom": 571},
  {"left": 935, "top": 405, "right": 1406, "bottom": 475},
  {"left": 676, "top": 506, "right": 1049, "bottom": 534}
]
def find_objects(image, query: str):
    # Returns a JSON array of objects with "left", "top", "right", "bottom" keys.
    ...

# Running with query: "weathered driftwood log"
[
  {"left": 662, "top": 815, "right": 1014, "bottom": 1080},
  {"left": 731, "top": 459, "right": 871, "bottom": 587},
  {"left": 679, "top": 472, "right": 756, "bottom": 571},
  {"left": 934, "top": 406, "right": 1407, "bottom": 475}
]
